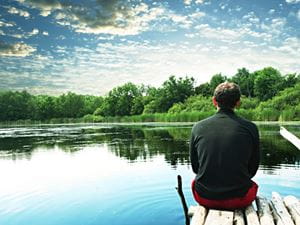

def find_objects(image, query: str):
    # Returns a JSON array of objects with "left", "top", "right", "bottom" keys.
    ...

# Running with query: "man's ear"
[
  {"left": 235, "top": 100, "right": 241, "bottom": 108},
  {"left": 212, "top": 96, "right": 218, "bottom": 107}
]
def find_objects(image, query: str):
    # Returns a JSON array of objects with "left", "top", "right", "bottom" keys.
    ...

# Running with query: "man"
[{"left": 190, "top": 82, "right": 260, "bottom": 210}]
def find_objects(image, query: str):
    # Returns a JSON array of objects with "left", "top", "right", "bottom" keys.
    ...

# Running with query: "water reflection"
[{"left": 0, "top": 124, "right": 299, "bottom": 170}]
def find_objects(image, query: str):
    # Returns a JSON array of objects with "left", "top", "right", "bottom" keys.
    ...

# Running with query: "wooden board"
[
  {"left": 233, "top": 210, "right": 245, "bottom": 225},
  {"left": 190, "top": 206, "right": 207, "bottom": 225},
  {"left": 280, "top": 126, "right": 300, "bottom": 150},
  {"left": 204, "top": 209, "right": 233, "bottom": 225},
  {"left": 284, "top": 196, "right": 300, "bottom": 225},
  {"left": 245, "top": 204, "right": 260, "bottom": 225},
  {"left": 271, "top": 192, "right": 295, "bottom": 225},
  {"left": 256, "top": 196, "right": 275, "bottom": 225}
]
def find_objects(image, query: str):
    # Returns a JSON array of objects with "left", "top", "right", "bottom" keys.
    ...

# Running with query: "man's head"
[{"left": 213, "top": 82, "right": 241, "bottom": 109}]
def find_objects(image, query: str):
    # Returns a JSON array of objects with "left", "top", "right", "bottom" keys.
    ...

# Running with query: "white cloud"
[
  {"left": 285, "top": 0, "right": 300, "bottom": 3},
  {"left": 297, "top": 10, "right": 300, "bottom": 20},
  {"left": 17, "top": 0, "right": 62, "bottom": 16},
  {"left": 7, "top": 6, "right": 30, "bottom": 18},
  {"left": 0, "top": 21, "right": 15, "bottom": 27},
  {"left": 243, "top": 12, "right": 260, "bottom": 24},
  {"left": 261, "top": 17, "right": 287, "bottom": 34},
  {"left": 11, "top": 34, "right": 23, "bottom": 39},
  {"left": 189, "top": 11, "right": 206, "bottom": 19},
  {"left": 42, "top": 31, "right": 49, "bottom": 36},
  {"left": 184, "top": 0, "right": 205, "bottom": 4},
  {"left": 0, "top": 41, "right": 36, "bottom": 57},
  {"left": 29, "top": 29, "right": 39, "bottom": 36},
  {"left": 183, "top": 0, "right": 192, "bottom": 5},
  {"left": 1, "top": 37, "right": 300, "bottom": 95},
  {"left": 269, "top": 9, "right": 275, "bottom": 14}
]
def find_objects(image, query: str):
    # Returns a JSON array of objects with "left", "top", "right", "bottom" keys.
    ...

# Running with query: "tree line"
[{"left": 0, "top": 66, "right": 299, "bottom": 122}]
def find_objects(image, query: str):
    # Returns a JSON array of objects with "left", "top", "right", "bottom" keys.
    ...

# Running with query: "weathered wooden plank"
[
  {"left": 189, "top": 206, "right": 207, "bottom": 225},
  {"left": 245, "top": 204, "right": 260, "bottom": 225},
  {"left": 233, "top": 210, "right": 245, "bottom": 225},
  {"left": 256, "top": 196, "right": 275, "bottom": 225},
  {"left": 271, "top": 192, "right": 295, "bottom": 225},
  {"left": 188, "top": 205, "right": 198, "bottom": 217},
  {"left": 204, "top": 209, "right": 233, "bottom": 225},
  {"left": 280, "top": 126, "right": 300, "bottom": 150},
  {"left": 284, "top": 196, "right": 300, "bottom": 225}
]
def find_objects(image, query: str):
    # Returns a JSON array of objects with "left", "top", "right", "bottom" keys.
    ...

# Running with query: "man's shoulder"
[
  {"left": 235, "top": 115, "right": 259, "bottom": 134},
  {"left": 192, "top": 114, "right": 216, "bottom": 131}
]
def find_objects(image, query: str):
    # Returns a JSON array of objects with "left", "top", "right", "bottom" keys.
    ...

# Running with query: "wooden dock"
[
  {"left": 280, "top": 126, "right": 300, "bottom": 150},
  {"left": 188, "top": 192, "right": 300, "bottom": 225}
]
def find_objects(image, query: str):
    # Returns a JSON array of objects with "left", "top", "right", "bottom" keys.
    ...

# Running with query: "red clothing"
[{"left": 191, "top": 179, "right": 258, "bottom": 210}]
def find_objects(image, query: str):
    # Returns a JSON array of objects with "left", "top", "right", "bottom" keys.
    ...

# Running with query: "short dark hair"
[{"left": 214, "top": 82, "right": 241, "bottom": 109}]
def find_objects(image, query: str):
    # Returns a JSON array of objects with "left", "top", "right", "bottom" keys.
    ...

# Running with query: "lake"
[{"left": 0, "top": 122, "right": 299, "bottom": 225}]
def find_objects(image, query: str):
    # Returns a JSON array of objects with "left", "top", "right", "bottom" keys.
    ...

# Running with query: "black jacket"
[{"left": 190, "top": 108, "right": 260, "bottom": 200}]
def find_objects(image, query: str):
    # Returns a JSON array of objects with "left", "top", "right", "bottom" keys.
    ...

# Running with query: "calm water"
[{"left": 0, "top": 123, "right": 299, "bottom": 225}]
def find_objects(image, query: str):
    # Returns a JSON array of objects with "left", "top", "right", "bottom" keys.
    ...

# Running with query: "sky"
[{"left": 0, "top": 0, "right": 299, "bottom": 96}]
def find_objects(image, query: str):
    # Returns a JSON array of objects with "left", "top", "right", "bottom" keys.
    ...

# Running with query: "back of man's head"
[{"left": 214, "top": 82, "right": 241, "bottom": 109}]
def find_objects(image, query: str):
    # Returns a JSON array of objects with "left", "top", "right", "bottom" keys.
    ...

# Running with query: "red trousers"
[{"left": 191, "top": 180, "right": 258, "bottom": 210}]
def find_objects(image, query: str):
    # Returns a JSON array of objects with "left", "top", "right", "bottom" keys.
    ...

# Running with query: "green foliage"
[
  {"left": 0, "top": 67, "right": 299, "bottom": 123},
  {"left": 209, "top": 73, "right": 227, "bottom": 93},
  {"left": 0, "top": 90, "right": 35, "bottom": 121},
  {"left": 97, "top": 82, "right": 143, "bottom": 117},
  {"left": 144, "top": 76, "right": 195, "bottom": 113},
  {"left": 195, "top": 82, "right": 211, "bottom": 96},
  {"left": 168, "top": 95, "right": 214, "bottom": 113},
  {"left": 239, "top": 97, "right": 259, "bottom": 109},
  {"left": 230, "top": 68, "right": 255, "bottom": 97},
  {"left": 253, "top": 67, "right": 284, "bottom": 101},
  {"left": 82, "top": 114, "right": 103, "bottom": 122},
  {"left": 258, "top": 83, "right": 300, "bottom": 111}
]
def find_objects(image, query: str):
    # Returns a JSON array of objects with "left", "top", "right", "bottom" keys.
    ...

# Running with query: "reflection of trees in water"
[
  {"left": 260, "top": 133, "right": 300, "bottom": 167},
  {"left": 0, "top": 125, "right": 299, "bottom": 170},
  {"left": 101, "top": 127, "right": 190, "bottom": 167}
]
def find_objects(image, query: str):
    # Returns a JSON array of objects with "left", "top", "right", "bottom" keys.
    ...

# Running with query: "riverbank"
[{"left": 1, "top": 109, "right": 300, "bottom": 127}]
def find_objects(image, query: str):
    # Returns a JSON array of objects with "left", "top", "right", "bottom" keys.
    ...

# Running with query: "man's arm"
[
  {"left": 190, "top": 132, "right": 199, "bottom": 174},
  {"left": 248, "top": 125, "right": 260, "bottom": 177}
]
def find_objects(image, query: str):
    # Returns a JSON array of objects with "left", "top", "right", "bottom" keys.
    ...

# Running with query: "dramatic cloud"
[
  {"left": 0, "top": 41, "right": 36, "bottom": 57},
  {"left": 1, "top": 0, "right": 299, "bottom": 94},
  {"left": 17, "top": 0, "right": 176, "bottom": 35},
  {"left": 7, "top": 6, "right": 30, "bottom": 17}
]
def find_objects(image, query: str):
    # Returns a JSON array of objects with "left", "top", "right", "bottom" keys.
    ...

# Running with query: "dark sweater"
[{"left": 190, "top": 108, "right": 260, "bottom": 200}]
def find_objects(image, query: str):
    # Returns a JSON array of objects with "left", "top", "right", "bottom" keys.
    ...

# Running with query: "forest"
[{"left": 0, "top": 67, "right": 299, "bottom": 123}]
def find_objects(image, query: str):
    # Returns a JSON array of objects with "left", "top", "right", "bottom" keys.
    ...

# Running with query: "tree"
[
  {"left": 33, "top": 95, "right": 56, "bottom": 120},
  {"left": 231, "top": 68, "right": 255, "bottom": 97},
  {"left": 254, "top": 67, "right": 284, "bottom": 101},
  {"left": 55, "top": 92, "right": 85, "bottom": 118},
  {"left": 209, "top": 74, "right": 227, "bottom": 93},
  {"left": 282, "top": 73, "right": 300, "bottom": 89},
  {"left": 0, "top": 90, "right": 34, "bottom": 121},
  {"left": 153, "top": 76, "right": 195, "bottom": 112},
  {"left": 96, "top": 82, "right": 143, "bottom": 116},
  {"left": 195, "top": 83, "right": 211, "bottom": 96}
]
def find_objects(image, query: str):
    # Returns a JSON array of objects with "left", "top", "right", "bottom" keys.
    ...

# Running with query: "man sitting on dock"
[{"left": 190, "top": 82, "right": 260, "bottom": 210}]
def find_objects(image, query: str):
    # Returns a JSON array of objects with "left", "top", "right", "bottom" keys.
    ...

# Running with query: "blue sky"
[{"left": 0, "top": 0, "right": 299, "bottom": 95}]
